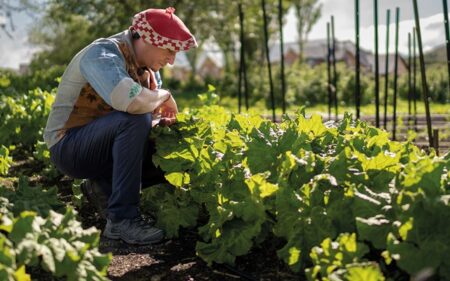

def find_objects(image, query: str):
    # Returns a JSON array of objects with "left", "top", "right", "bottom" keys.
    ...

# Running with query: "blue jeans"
[{"left": 50, "top": 111, "right": 167, "bottom": 220}]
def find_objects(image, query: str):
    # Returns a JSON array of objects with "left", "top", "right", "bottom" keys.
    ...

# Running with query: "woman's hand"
[{"left": 153, "top": 94, "right": 178, "bottom": 126}]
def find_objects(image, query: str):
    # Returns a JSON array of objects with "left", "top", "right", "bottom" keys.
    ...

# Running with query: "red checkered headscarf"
[{"left": 132, "top": 7, "right": 198, "bottom": 52}]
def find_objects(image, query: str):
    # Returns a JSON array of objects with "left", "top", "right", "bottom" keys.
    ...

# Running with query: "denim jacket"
[{"left": 44, "top": 30, "right": 163, "bottom": 148}]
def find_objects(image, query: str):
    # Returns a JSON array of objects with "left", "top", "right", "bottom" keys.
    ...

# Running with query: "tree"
[
  {"left": 0, "top": 0, "right": 40, "bottom": 38},
  {"left": 292, "top": 0, "right": 322, "bottom": 62}
]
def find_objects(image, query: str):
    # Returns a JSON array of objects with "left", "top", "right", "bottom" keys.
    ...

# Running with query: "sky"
[
  {"left": 0, "top": 2, "right": 39, "bottom": 70},
  {"left": 0, "top": 0, "right": 448, "bottom": 70},
  {"left": 283, "top": 0, "right": 447, "bottom": 55}
]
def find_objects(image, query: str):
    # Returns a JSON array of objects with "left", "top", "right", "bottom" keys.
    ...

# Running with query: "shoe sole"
[{"left": 103, "top": 231, "right": 164, "bottom": 245}]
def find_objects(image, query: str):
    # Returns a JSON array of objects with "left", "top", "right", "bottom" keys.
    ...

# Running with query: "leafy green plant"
[
  {"left": 0, "top": 178, "right": 111, "bottom": 280},
  {"left": 71, "top": 179, "right": 85, "bottom": 209},
  {"left": 143, "top": 103, "right": 450, "bottom": 279},
  {"left": 0, "top": 88, "right": 54, "bottom": 149},
  {"left": 33, "top": 140, "right": 61, "bottom": 180},
  {"left": 197, "top": 84, "right": 220, "bottom": 106},
  {"left": 0, "top": 146, "right": 13, "bottom": 176},
  {"left": 1, "top": 210, "right": 111, "bottom": 281},
  {"left": 305, "top": 233, "right": 384, "bottom": 281},
  {"left": 0, "top": 177, "right": 64, "bottom": 217},
  {"left": 0, "top": 231, "right": 30, "bottom": 281}
]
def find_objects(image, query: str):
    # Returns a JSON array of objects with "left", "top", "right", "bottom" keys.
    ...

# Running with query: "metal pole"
[
  {"left": 355, "top": 0, "right": 361, "bottom": 119},
  {"left": 433, "top": 129, "right": 439, "bottom": 156},
  {"left": 238, "top": 5, "right": 243, "bottom": 113},
  {"left": 392, "top": 7, "right": 400, "bottom": 141},
  {"left": 413, "top": 27, "right": 418, "bottom": 131},
  {"left": 243, "top": 43, "right": 249, "bottom": 111},
  {"left": 278, "top": 0, "right": 286, "bottom": 114},
  {"left": 238, "top": 62, "right": 243, "bottom": 113},
  {"left": 331, "top": 16, "right": 338, "bottom": 119},
  {"left": 374, "top": 0, "right": 380, "bottom": 127},
  {"left": 383, "top": 9, "right": 391, "bottom": 130},
  {"left": 442, "top": 0, "right": 450, "bottom": 93},
  {"left": 261, "top": 0, "right": 276, "bottom": 122},
  {"left": 327, "top": 22, "right": 332, "bottom": 120},
  {"left": 408, "top": 32, "right": 412, "bottom": 129},
  {"left": 412, "top": 0, "right": 434, "bottom": 149}
]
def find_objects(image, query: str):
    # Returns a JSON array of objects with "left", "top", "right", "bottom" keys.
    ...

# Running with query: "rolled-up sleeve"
[{"left": 79, "top": 41, "right": 143, "bottom": 112}]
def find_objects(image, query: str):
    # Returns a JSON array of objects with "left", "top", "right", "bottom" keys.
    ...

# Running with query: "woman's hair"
[{"left": 130, "top": 27, "right": 141, "bottom": 40}]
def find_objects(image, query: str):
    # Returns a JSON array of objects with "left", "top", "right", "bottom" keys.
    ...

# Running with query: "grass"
[
  {"left": 174, "top": 92, "right": 449, "bottom": 154},
  {"left": 175, "top": 93, "right": 450, "bottom": 117}
]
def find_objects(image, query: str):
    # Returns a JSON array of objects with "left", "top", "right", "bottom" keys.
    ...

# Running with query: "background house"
[
  {"left": 269, "top": 40, "right": 373, "bottom": 71},
  {"left": 168, "top": 39, "right": 409, "bottom": 81}
]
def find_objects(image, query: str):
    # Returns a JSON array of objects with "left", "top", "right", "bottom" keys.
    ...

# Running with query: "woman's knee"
[{"left": 115, "top": 111, "right": 152, "bottom": 131}]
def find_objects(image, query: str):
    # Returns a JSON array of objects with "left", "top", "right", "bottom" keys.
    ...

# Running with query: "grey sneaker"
[
  {"left": 103, "top": 216, "right": 164, "bottom": 245},
  {"left": 80, "top": 179, "right": 109, "bottom": 218}
]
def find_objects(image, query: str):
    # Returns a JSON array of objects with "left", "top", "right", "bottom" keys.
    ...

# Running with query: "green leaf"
[
  {"left": 14, "top": 265, "right": 31, "bottom": 281},
  {"left": 356, "top": 215, "right": 391, "bottom": 249},
  {"left": 165, "top": 172, "right": 190, "bottom": 187},
  {"left": 344, "top": 263, "right": 385, "bottom": 281},
  {"left": 8, "top": 212, "right": 37, "bottom": 244},
  {"left": 245, "top": 173, "right": 278, "bottom": 198}
]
